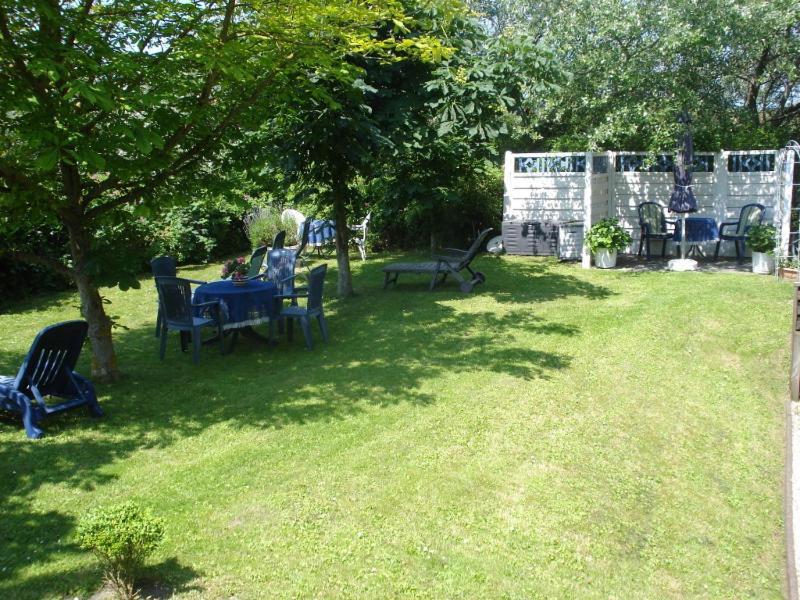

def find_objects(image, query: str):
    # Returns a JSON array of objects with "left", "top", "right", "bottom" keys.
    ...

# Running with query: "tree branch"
[
  {"left": 85, "top": 69, "right": 281, "bottom": 220},
  {"left": 6, "top": 251, "right": 75, "bottom": 279},
  {"left": 0, "top": 5, "right": 50, "bottom": 101},
  {"left": 65, "top": 0, "right": 94, "bottom": 48}
]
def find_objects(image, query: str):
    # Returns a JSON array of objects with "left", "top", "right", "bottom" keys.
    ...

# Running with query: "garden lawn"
[{"left": 0, "top": 254, "right": 793, "bottom": 598}]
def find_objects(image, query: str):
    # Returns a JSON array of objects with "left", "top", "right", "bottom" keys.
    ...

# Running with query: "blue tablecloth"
[
  {"left": 193, "top": 280, "right": 277, "bottom": 331},
  {"left": 672, "top": 217, "right": 719, "bottom": 243},
  {"left": 302, "top": 219, "right": 335, "bottom": 247}
]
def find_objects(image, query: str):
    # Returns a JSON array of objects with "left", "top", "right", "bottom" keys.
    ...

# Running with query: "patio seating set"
[
  {"left": 1, "top": 218, "right": 493, "bottom": 439},
  {"left": 637, "top": 202, "right": 765, "bottom": 260}
]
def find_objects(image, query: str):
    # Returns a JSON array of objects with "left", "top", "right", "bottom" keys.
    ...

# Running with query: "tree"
[
  {"left": 373, "top": 19, "right": 562, "bottom": 250},
  {"left": 0, "top": 0, "right": 425, "bottom": 377},
  {"left": 254, "top": 1, "right": 459, "bottom": 296},
  {"left": 470, "top": 0, "right": 800, "bottom": 150}
]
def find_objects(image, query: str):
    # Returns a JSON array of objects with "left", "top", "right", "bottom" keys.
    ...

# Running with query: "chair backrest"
[
  {"left": 638, "top": 202, "right": 666, "bottom": 235},
  {"left": 150, "top": 256, "right": 177, "bottom": 278},
  {"left": 267, "top": 248, "right": 298, "bottom": 295},
  {"left": 155, "top": 277, "right": 194, "bottom": 328},
  {"left": 360, "top": 212, "right": 371, "bottom": 238},
  {"left": 295, "top": 217, "right": 313, "bottom": 259},
  {"left": 736, "top": 203, "right": 766, "bottom": 235},
  {"left": 306, "top": 264, "right": 327, "bottom": 312},
  {"left": 12, "top": 320, "right": 88, "bottom": 395},
  {"left": 455, "top": 228, "right": 493, "bottom": 269},
  {"left": 272, "top": 230, "right": 286, "bottom": 250},
  {"left": 248, "top": 246, "right": 268, "bottom": 277}
]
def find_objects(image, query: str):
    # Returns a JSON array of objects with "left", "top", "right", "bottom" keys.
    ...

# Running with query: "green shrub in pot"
[
  {"left": 585, "top": 218, "right": 633, "bottom": 253},
  {"left": 746, "top": 224, "right": 777, "bottom": 255}
]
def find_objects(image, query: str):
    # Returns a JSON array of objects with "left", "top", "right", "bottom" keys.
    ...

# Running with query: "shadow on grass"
[{"left": 0, "top": 253, "right": 609, "bottom": 597}]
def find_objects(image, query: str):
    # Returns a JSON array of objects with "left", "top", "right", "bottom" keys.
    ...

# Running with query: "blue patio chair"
[
  {"left": 247, "top": 245, "right": 269, "bottom": 278},
  {"left": 714, "top": 203, "right": 766, "bottom": 260},
  {"left": 0, "top": 320, "right": 103, "bottom": 439},
  {"left": 295, "top": 217, "right": 313, "bottom": 262},
  {"left": 278, "top": 264, "right": 329, "bottom": 350},
  {"left": 155, "top": 277, "right": 224, "bottom": 364},
  {"left": 266, "top": 248, "right": 308, "bottom": 335},
  {"left": 150, "top": 256, "right": 205, "bottom": 337},
  {"left": 637, "top": 202, "right": 675, "bottom": 259}
]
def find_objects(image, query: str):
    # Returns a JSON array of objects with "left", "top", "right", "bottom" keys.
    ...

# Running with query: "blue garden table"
[
  {"left": 672, "top": 217, "right": 719, "bottom": 258},
  {"left": 193, "top": 280, "right": 277, "bottom": 347}
]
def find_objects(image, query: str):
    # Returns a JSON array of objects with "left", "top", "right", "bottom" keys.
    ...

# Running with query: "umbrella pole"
[{"left": 681, "top": 217, "right": 687, "bottom": 260}]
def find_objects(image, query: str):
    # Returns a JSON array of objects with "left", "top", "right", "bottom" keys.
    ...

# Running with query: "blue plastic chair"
[
  {"left": 247, "top": 245, "right": 269, "bottom": 278},
  {"left": 155, "top": 277, "right": 224, "bottom": 364},
  {"left": 279, "top": 264, "right": 329, "bottom": 350},
  {"left": 151, "top": 256, "right": 205, "bottom": 337},
  {"left": 714, "top": 203, "right": 766, "bottom": 260},
  {"left": 0, "top": 320, "right": 103, "bottom": 439},
  {"left": 637, "top": 202, "right": 675, "bottom": 259}
]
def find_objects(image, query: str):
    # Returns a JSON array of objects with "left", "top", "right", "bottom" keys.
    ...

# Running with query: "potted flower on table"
[
  {"left": 221, "top": 257, "right": 251, "bottom": 285},
  {"left": 585, "top": 218, "right": 632, "bottom": 269},
  {"left": 747, "top": 224, "right": 777, "bottom": 275}
]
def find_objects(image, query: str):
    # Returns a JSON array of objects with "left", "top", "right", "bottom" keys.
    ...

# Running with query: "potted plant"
[
  {"left": 585, "top": 218, "right": 632, "bottom": 268},
  {"left": 746, "top": 224, "right": 777, "bottom": 275},
  {"left": 222, "top": 256, "right": 250, "bottom": 284}
]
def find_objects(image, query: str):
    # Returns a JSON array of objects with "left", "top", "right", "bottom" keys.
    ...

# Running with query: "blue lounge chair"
[{"left": 0, "top": 321, "right": 103, "bottom": 439}]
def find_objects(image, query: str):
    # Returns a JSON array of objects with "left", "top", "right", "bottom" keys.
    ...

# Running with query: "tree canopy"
[
  {"left": 471, "top": 0, "right": 800, "bottom": 150},
  {"left": 0, "top": 0, "right": 456, "bottom": 377}
]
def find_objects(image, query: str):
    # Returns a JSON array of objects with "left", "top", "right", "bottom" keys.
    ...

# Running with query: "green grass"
[{"left": 0, "top": 254, "right": 793, "bottom": 598}]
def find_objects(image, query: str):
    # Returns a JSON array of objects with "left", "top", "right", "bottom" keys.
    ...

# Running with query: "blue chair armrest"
[
  {"left": 276, "top": 292, "right": 308, "bottom": 301},
  {"left": 192, "top": 300, "right": 220, "bottom": 309},
  {"left": 719, "top": 221, "right": 739, "bottom": 235},
  {"left": 186, "top": 278, "right": 207, "bottom": 285}
]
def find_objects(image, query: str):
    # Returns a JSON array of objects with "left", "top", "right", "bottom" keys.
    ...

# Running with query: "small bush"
[
  {"left": 244, "top": 206, "right": 298, "bottom": 249},
  {"left": 585, "top": 218, "right": 632, "bottom": 253},
  {"left": 75, "top": 502, "right": 165, "bottom": 600},
  {"left": 746, "top": 223, "right": 777, "bottom": 254}
]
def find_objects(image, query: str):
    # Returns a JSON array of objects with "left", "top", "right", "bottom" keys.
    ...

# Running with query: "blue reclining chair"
[{"left": 0, "top": 320, "right": 103, "bottom": 439}]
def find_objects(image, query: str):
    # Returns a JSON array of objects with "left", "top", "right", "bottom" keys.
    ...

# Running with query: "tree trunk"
[
  {"left": 65, "top": 218, "right": 120, "bottom": 381},
  {"left": 332, "top": 192, "right": 353, "bottom": 297}
]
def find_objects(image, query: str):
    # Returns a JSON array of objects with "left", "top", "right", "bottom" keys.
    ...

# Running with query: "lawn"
[{"left": 0, "top": 254, "right": 793, "bottom": 598}]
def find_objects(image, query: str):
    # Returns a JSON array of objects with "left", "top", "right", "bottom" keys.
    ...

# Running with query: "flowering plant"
[{"left": 221, "top": 256, "right": 250, "bottom": 280}]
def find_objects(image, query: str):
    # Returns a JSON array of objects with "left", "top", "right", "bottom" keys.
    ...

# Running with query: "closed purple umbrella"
[{"left": 669, "top": 112, "right": 698, "bottom": 264}]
